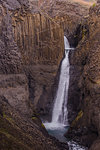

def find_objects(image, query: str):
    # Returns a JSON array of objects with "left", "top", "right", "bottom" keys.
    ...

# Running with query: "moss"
[
  {"left": 41, "top": 123, "right": 45, "bottom": 129},
  {"left": 92, "top": 3, "right": 96, "bottom": 7},
  {"left": 32, "top": 116, "right": 38, "bottom": 120},
  {"left": 71, "top": 110, "right": 83, "bottom": 127},
  {"left": 3, "top": 113, "right": 14, "bottom": 124}
]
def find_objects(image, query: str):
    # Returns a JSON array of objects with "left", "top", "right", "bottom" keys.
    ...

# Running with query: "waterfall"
[
  {"left": 51, "top": 36, "right": 70, "bottom": 126},
  {"left": 43, "top": 37, "right": 86, "bottom": 149},
  {"left": 44, "top": 36, "right": 70, "bottom": 129}
]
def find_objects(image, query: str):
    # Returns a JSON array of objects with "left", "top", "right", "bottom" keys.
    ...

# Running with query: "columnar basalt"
[
  {"left": 12, "top": 13, "right": 64, "bottom": 65},
  {"left": 0, "top": 0, "right": 67, "bottom": 149},
  {"left": 11, "top": 8, "right": 64, "bottom": 116}
]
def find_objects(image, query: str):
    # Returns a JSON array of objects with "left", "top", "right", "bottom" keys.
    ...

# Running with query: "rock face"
[
  {"left": 10, "top": 1, "right": 64, "bottom": 118},
  {"left": 0, "top": 96, "right": 68, "bottom": 150},
  {"left": 66, "top": 1, "right": 100, "bottom": 149},
  {"left": 0, "top": 0, "right": 68, "bottom": 149},
  {"left": 8, "top": 0, "right": 89, "bottom": 118},
  {"left": 39, "top": 0, "right": 89, "bottom": 46}
]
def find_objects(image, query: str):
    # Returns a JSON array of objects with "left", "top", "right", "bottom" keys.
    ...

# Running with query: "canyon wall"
[
  {"left": 66, "top": 1, "right": 100, "bottom": 150},
  {"left": 11, "top": 0, "right": 89, "bottom": 118},
  {"left": 0, "top": 0, "right": 68, "bottom": 149},
  {"left": 11, "top": 7, "right": 64, "bottom": 117}
]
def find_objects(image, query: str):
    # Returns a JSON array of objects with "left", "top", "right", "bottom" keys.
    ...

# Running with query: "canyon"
[{"left": 0, "top": 0, "right": 100, "bottom": 150}]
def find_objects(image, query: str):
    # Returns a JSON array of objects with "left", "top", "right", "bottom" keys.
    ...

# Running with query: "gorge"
[{"left": 0, "top": 0, "right": 100, "bottom": 150}]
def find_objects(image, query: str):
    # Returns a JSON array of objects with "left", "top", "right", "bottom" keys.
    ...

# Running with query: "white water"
[
  {"left": 44, "top": 36, "right": 70, "bottom": 129},
  {"left": 43, "top": 37, "right": 86, "bottom": 150},
  {"left": 52, "top": 36, "right": 70, "bottom": 125}
]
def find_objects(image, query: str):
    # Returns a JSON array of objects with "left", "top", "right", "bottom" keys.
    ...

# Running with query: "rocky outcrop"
[{"left": 66, "top": 1, "right": 100, "bottom": 149}]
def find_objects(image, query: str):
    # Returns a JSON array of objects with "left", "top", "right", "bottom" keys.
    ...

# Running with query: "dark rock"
[{"left": 0, "top": 0, "right": 68, "bottom": 149}]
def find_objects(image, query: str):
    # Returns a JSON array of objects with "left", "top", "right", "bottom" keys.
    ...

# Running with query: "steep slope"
[{"left": 0, "top": 96, "right": 68, "bottom": 150}]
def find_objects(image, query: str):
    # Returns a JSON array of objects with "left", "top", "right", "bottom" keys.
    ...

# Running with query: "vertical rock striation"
[
  {"left": 11, "top": 8, "right": 64, "bottom": 117},
  {"left": 0, "top": 1, "right": 68, "bottom": 149}
]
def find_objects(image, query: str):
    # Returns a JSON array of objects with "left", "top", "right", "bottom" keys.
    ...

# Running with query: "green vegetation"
[
  {"left": 82, "top": 28, "right": 87, "bottom": 39},
  {"left": 3, "top": 113, "right": 14, "bottom": 124},
  {"left": 32, "top": 116, "right": 38, "bottom": 120},
  {"left": 92, "top": 3, "right": 96, "bottom": 7},
  {"left": 71, "top": 110, "right": 83, "bottom": 127},
  {"left": 41, "top": 123, "right": 45, "bottom": 129}
]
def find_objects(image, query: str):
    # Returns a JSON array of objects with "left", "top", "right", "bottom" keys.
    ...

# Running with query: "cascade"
[
  {"left": 51, "top": 36, "right": 70, "bottom": 126},
  {"left": 44, "top": 37, "right": 87, "bottom": 149},
  {"left": 44, "top": 36, "right": 70, "bottom": 129}
]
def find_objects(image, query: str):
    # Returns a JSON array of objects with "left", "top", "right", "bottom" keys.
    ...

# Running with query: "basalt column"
[{"left": 12, "top": 10, "right": 64, "bottom": 117}]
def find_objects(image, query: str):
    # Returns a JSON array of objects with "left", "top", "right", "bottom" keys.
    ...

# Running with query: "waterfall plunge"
[
  {"left": 44, "top": 36, "right": 70, "bottom": 129},
  {"left": 52, "top": 36, "right": 70, "bottom": 125},
  {"left": 43, "top": 38, "right": 86, "bottom": 149}
]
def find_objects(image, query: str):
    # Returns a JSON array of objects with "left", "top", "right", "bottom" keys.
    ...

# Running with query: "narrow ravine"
[{"left": 44, "top": 36, "right": 87, "bottom": 150}]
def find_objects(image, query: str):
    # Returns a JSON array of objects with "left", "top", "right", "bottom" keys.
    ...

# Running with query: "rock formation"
[{"left": 0, "top": 0, "right": 67, "bottom": 149}]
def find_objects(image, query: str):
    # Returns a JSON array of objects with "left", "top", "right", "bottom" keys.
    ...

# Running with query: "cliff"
[{"left": 12, "top": 8, "right": 64, "bottom": 116}]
